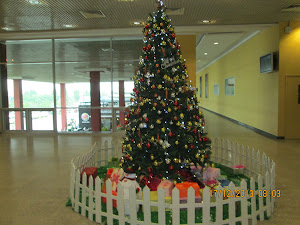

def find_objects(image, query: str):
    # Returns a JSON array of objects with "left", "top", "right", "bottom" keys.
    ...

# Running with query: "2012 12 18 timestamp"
[{"left": 210, "top": 189, "right": 281, "bottom": 198}]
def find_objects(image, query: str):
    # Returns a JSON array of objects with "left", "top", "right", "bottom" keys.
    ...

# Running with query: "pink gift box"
[
  {"left": 157, "top": 180, "right": 174, "bottom": 197},
  {"left": 190, "top": 165, "right": 202, "bottom": 172},
  {"left": 203, "top": 167, "right": 220, "bottom": 181}
]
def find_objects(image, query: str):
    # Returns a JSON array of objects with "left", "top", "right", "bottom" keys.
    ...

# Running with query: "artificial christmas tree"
[{"left": 121, "top": 0, "right": 211, "bottom": 183}]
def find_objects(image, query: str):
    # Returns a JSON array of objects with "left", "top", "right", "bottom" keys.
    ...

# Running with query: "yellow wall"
[
  {"left": 196, "top": 26, "right": 279, "bottom": 136},
  {"left": 278, "top": 21, "right": 300, "bottom": 137},
  {"left": 177, "top": 35, "right": 196, "bottom": 87}
]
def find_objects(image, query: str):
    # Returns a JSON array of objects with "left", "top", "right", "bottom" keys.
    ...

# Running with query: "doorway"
[{"left": 285, "top": 76, "right": 300, "bottom": 139}]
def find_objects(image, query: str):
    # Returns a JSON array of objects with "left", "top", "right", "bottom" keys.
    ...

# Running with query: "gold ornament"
[
  {"left": 153, "top": 24, "right": 157, "bottom": 28},
  {"left": 165, "top": 158, "right": 171, "bottom": 164},
  {"left": 138, "top": 166, "right": 141, "bottom": 170},
  {"left": 130, "top": 156, "right": 133, "bottom": 161},
  {"left": 132, "top": 128, "right": 136, "bottom": 132},
  {"left": 137, "top": 143, "right": 142, "bottom": 149},
  {"left": 154, "top": 160, "right": 158, "bottom": 166},
  {"left": 157, "top": 26, "right": 160, "bottom": 31},
  {"left": 121, "top": 159, "right": 124, "bottom": 163},
  {"left": 152, "top": 107, "right": 156, "bottom": 110},
  {"left": 156, "top": 119, "right": 161, "bottom": 124},
  {"left": 163, "top": 145, "right": 167, "bottom": 150},
  {"left": 163, "top": 74, "right": 168, "bottom": 80},
  {"left": 151, "top": 136, "right": 155, "bottom": 142},
  {"left": 186, "top": 160, "right": 190, "bottom": 164},
  {"left": 161, "top": 127, "right": 166, "bottom": 132},
  {"left": 158, "top": 84, "right": 162, "bottom": 89},
  {"left": 173, "top": 158, "right": 179, "bottom": 163},
  {"left": 175, "top": 140, "right": 179, "bottom": 145},
  {"left": 129, "top": 147, "right": 132, "bottom": 151},
  {"left": 151, "top": 154, "right": 155, "bottom": 160},
  {"left": 188, "top": 121, "right": 192, "bottom": 126},
  {"left": 162, "top": 41, "right": 166, "bottom": 46},
  {"left": 180, "top": 113, "right": 184, "bottom": 119},
  {"left": 168, "top": 107, "right": 172, "bottom": 112},
  {"left": 140, "top": 102, "right": 144, "bottom": 106},
  {"left": 178, "top": 159, "right": 182, "bottom": 163},
  {"left": 195, "top": 154, "right": 200, "bottom": 159},
  {"left": 184, "top": 145, "right": 188, "bottom": 149},
  {"left": 127, "top": 144, "right": 131, "bottom": 148},
  {"left": 176, "top": 121, "right": 181, "bottom": 126}
]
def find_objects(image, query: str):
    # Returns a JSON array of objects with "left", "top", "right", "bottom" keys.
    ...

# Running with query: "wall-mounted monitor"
[{"left": 260, "top": 52, "right": 278, "bottom": 74}]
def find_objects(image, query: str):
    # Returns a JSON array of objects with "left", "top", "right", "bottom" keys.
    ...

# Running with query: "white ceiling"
[{"left": 0, "top": 0, "right": 298, "bottom": 82}]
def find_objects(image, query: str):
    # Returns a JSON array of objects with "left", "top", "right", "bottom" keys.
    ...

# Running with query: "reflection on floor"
[{"left": 0, "top": 109, "right": 299, "bottom": 225}]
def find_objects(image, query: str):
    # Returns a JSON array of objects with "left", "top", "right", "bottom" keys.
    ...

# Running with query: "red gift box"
[
  {"left": 106, "top": 168, "right": 114, "bottom": 178},
  {"left": 147, "top": 176, "right": 162, "bottom": 191},
  {"left": 175, "top": 182, "right": 202, "bottom": 199},
  {"left": 80, "top": 167, "right": 98, "bottom": 186}
]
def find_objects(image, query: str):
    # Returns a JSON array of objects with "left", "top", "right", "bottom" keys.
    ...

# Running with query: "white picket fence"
[{"left": 69, "top": 138, "right": 276, "bottom": 225}]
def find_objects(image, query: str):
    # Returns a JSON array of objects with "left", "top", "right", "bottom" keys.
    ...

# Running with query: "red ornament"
[
  {"left": 177, "top": 45, "right": 181, "bottom": 49},
  {"left": 147, "top": 44, "right": 151, "bottom": 49},
  {"left": 140, "top": 78, "right": 145, "bottom": 82},
  {"left": 126, "top": 114, "right": 130, "bottom": 118},
  {"left": 174, "top": 116, "right": 178, "bottom": 120},
  {"left": 190, "top": 145, "right": 194, "bottom": 149},
  {"left": 145, "top": 118, "right": 149, "bottom": 122},
  {"left": 193, "top": 129, "right": 197, "bottom": 134},
  {"left": 154, "top": 103, "right": 158, "bottom": 107},
  {"left": 172, "top": 84, "right": 175, "bottom": 88},
  {"left": 178, "top": 105, "right": 182, "bottom": 109},
  {"left": 148, "top": 168, "right": 152, "bottom": 173},
  {"left": 145, "top": 56, "right": 148, "bottom": 60},
  {"left": 155, "top": 64, "right": 159, "bottom": 68},
  {"left": 171, "top": 33, "right": 175, "bottom": 38},
  {"left": 139, "top": 117, "right": 143, "bottom": 121},
  {"left": 125, "top": 120, "right": 129, "bottom": 125},
  {"left": 142, "top": 46, "right": 146, "bottom": 51},
  {"left": 154, "top": 93, "right": 158, "bottom": 97},
  {"left": 135, "top": 91, "right": 139, "bottom": 95},
  {"left": 168, "top": 132, "right": 173, "bottom": 137},
  {"left": 152, "top": 85, "right": 156, "bottom": 89},
  {"left": 205, "top": 155, "right": 208, "bottom": 158},
  {"left": 169, "top": 165, "right": 174, "bottom": 170},
  {"left": 133, "top": 88, "right": 136, "bottom": 92},
  {"left": 145, "top": 24, "right": 150, "bottom": 29},
  {"left": 157, "top": 70, "right": 160, "bottom": 73},
  {"left": 132, "top": 139, "right": 135, "bottom": 143},
  {"left": 147, "top": 142, "right": 151, "bottom": 148},
  {"left": 151, "top": 33, "right": 155, "bottom": 37},
  {"left": 125, "top": 154, "right": 129, "bottom": 160},
  {"left": 174, "top": 101, "right": 178, "bottom": 106},
  {"left": 196, "top": 115, "right": 200, "bottom": 120}
]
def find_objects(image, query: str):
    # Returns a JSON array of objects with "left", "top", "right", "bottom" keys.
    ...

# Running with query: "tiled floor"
[{"left": 0, "top": 109, "right": 299, "bottom": 225}]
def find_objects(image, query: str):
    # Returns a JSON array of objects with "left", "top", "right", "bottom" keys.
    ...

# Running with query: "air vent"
[
  {"left": 79, "top": 10, "right": 106, "bottom": 19},
  {"left": 166, "top": 8, "right": 185, "bottom": 16},
  {"left": 281, "top": 4, "right": 300, "bottom": 12}
]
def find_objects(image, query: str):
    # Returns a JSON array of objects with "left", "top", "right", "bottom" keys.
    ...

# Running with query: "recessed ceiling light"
[
  {"left": 102, "top": 48, "right": 115, "bottom": 52},
  {"left": 214, "top": 42, "right": 219, "bottom": 45},
  {"left": 2, "top": 27, "right": 13, "bottom": 31},
  {"left": 25, "top": 0, "right": 45, "bottom": 5},
  {"left": 204, "top": 53, "right": 208, "bottom": 55},
  {"left": 198, "top": 20, "right": 217, "bottom": 24},
  {"left": 63, "top": 24, "right": 77, "bottom": 28},
  {"left": 131, "top": 21, "right": 144, "bottom": 26}
]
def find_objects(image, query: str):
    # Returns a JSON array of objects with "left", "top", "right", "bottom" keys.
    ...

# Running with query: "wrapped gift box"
[
  {"left": 157, "top": 180, "right": 174, "bottom": 197},
  {"left": 146, "top": 176, "right": 162, "bottom": 191},
  {"left": 175, "top": 182, "right": 202, "bottom": 202},
  {"left": 149, "top": 191, "right": 172, "bottom": 211},
  {"left": 203, "top": 167, "right": 221, "bottom": 181},
  {"left": 108, "top": 168, "right": 124, "bottom": 191},
  {"left": 190, "top": 165, "right": 202, "bottom": 173},
  {"left": 80, "top": 167, "right": 98, "bottom": 186}
]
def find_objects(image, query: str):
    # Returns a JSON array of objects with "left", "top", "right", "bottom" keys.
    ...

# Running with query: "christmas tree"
[{"left": 121, "top": 0, "right": 211, "bottom": 183}]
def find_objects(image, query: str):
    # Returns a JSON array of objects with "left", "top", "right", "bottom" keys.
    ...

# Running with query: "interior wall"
[
  {"left": 196, "top": 26, "right": 279, "bottom": 136},
  {"left": 278, "top": 21, "right": 300, "bottom": 137},
  {"left": 177, "top": 35, "right": 196, "bottom": 87}
]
